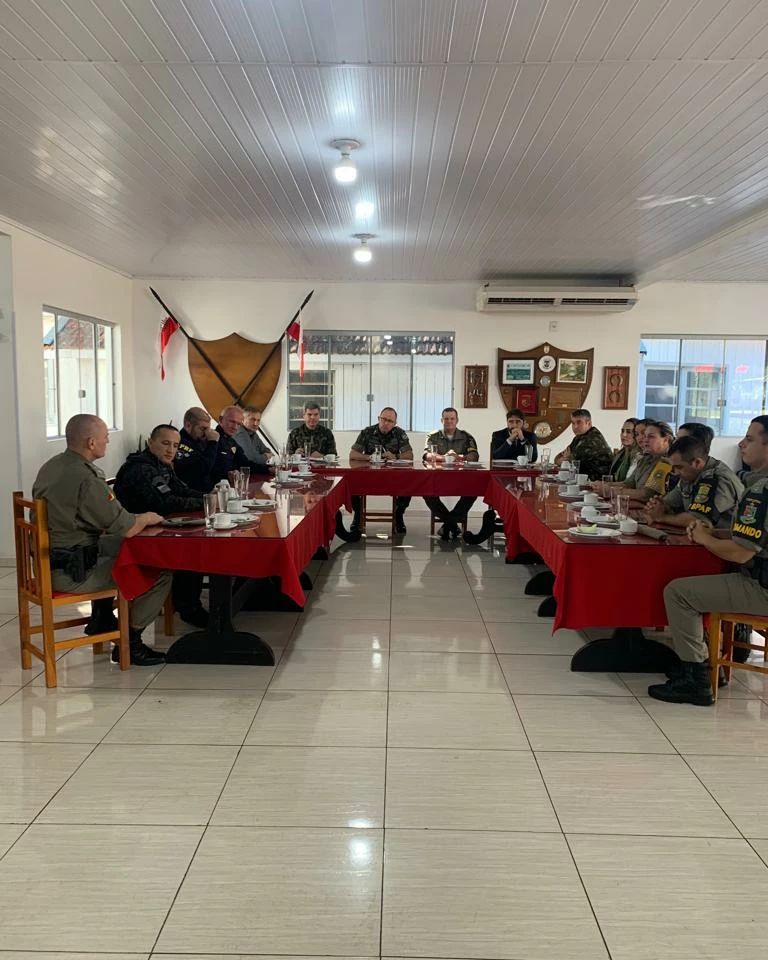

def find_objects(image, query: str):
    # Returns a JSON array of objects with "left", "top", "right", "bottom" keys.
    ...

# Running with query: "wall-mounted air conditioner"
[{"left": 476, "top": 284, "right": 638, "bottom": 313}]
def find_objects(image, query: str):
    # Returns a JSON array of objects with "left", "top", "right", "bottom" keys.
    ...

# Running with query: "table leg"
[
  {"left": 165, "top": 574, "right": 275, "bottom": 665},
  {"left": 570, "top": 627, "right": 679, "bottom": 673},
  {"left": 525, "top": 570, "right": 555, "bottom": 596}
]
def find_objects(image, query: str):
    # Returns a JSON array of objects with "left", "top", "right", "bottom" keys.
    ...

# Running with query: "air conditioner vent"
[{"left": 477, "top": 284, "right": 638, "bottom": 313}]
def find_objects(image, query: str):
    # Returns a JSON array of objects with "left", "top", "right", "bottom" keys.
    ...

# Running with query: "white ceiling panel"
[{"left": 0, "top": 0, "right": 768, "bottom": 280}]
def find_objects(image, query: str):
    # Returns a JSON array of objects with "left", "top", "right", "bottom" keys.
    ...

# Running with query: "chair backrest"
[{"left": 13, "top": 491, "right": 53, "bottom": 604}]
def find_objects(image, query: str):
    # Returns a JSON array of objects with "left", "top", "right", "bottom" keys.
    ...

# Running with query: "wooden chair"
[
  {"left": 13, "top": 491, "right": 130, "bottom": 688},
  {"left": 358, "top": 496, "right": 398, "bottom": 537},
  {"left": 706, "top": 612, "right": 768, "bottom": 702}
]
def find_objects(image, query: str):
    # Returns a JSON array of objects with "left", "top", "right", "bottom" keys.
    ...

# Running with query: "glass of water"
[
  {"left": 525, "top": 442, "right": 535, "bottom": 463},
  {"left": 203, "top": 492, "right": 218, "bottom": 529},
  {"left": 540, "top": 449, "right": 551, "bottom": 473},
  {"left": 616, "top": 495, "right": 630, "bottom": 521},
  {"left": 239, "top": 466, "right": 251, "bottom": 497}
]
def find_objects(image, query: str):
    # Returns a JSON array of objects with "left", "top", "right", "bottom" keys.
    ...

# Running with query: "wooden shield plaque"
[
  {"left": 497, "top": 343, "right": 593, "bottom": 444},
  {"left": 187, "top": 333, "right": 281, "bottom": 419}
]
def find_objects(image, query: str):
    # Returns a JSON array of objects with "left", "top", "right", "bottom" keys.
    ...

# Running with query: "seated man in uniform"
[
  {"left": 423, "top": 407, "right": 479, "bottom": 540},
  {"left": 234, "top": 405, "right": 270, "bottom": 464},
  {"left": 115, "top": 424, "right": 208, "bottom": 629},
  {"left": 175, "top": 406, "right": 220, "bottom": 492},
  {"left": 287, "top": 402, "right": 337, "bottom": 458},
  {"left": 676, "top": 421, "right": 715, "bottom": 453},
  {"left": 212, "top": 405, "right": 270, "bottom": 485},
  {"left": 32, "top": 414, "right": 170, "bottom": 666},
  {"left": 645, "top": 436, "right": 743, "bottom": 531},
  {"left": 490, "top": 408, "right": 538, "bottom": 463},
  {"left": 554, "top": 408, "right": 613, "bottom": 480},
  {"left": 349, "top": 407, "right": 413, "bottom": 534},
  {"left": 649, "top": 415, "right": 768, "bottom": 706}
]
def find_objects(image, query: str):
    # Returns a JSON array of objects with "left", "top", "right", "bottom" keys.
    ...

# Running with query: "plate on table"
[
  {"left": 462, "top": 461, "right": 485, "bottom": 468},
  {"left": 568, "top": 526, "right": 621, "bottom": 541},
  {"left": 492, "top": 460, "right": 517, "bottom": 467},
  {"left": 387, "top": 460, "right": 413, "bottom": 467},
  {"left": 240, "top": 499, "right": 275, "bottom": 509},
  {"left": 162, "top": 517, "right": 205, "bottom": 528}
]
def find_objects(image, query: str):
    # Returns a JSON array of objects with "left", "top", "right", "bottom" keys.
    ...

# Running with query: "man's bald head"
[
  {"left": 219, "top": 405, "right": 244, "bottom": 437},
  {"left": 65, "top": 414, "right": 109, "bottom": 461}
]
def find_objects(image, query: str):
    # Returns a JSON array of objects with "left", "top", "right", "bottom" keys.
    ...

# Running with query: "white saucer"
[{"left": 567, "top": 526, "right": 621, "bottom": 540}]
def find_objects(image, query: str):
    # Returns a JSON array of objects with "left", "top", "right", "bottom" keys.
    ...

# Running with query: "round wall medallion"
[
  {"left": 539, "top": 374, "right": 551, "bottom": 387},
  {"left": 533, "top": 421, "right": 552, "bottom": 439},
  {"left": 538, "top": 355, "right": 556, "bottom": 373}
]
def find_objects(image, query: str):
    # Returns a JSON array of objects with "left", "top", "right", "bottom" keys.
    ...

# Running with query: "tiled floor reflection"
[{"left": 0, "top": 517, "right": 767, "bottom": 959}]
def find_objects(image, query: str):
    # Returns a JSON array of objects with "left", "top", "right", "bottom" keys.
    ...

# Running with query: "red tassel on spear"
[{"left": 159, "top": 315, "right": 180, "bottom": 380}]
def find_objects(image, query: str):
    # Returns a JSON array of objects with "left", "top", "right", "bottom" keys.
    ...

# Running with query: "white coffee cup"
[
  {"left": 620, "top": 518, "right": 638, "bottom": 535},
  {"left": 213, "top": 513, "right": 235, "bottom": 529},
  {"left": 226, "top": 500, "right": 246, "bottom": 514},
  {"left": 443, "top": 454, "right": 455, "bottom": 465},
  {"left": 277, "top": 469, "right": 291, "bottom": 482},
  {"left": 583, "top": 492, "right": 599, "bottom": 506},
  {"left": 581, "top": 506, "right": 599, "bottom": 520},
  {"left": 557, "top": 470, "right": 569, "bottom": 481},
  {"left": 324, "top": 453, "right": 336, "bottom": 463},
  {"left": 291, "top": 453, "right": 301, "bottom": 463},
  {"left": 558, "top": 484, "right": 568, "bottom": 494},
  {"left": 561, "top": 460, "right": 571, "bottom": 471},
  {"left": 565, "top": 483, "right": 578, "bottom": 496},
  {"left": 577, "top": 473, "right": 588, "bottom": 486},
  {"left": 516, "top": 455, "right": 528, "bottom": 466}
]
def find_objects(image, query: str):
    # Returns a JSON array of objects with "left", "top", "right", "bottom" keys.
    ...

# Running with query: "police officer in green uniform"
[
  {"left": 350, "top": 407, "right": 414, "bottom": 533},
  {"left": 554, "top": 408, "right": 613, "bottom": 480},
  {"left": 115, "top": 424, "right": 209, "bottom": 628},
  {"left": 32, "top": 414, "right": 170, "bottom": 666},
  {"left": 649, "top": 415, "right": 768, "bottom": 706},
  {"left": 423, "top": 407, "right": 479, "bottom": 540},
  {"left": 287, "top": 402, "right": 338, "bottom": 458},
  {"left": 645, "top": 436, "right": 743, "bottom": 530}
]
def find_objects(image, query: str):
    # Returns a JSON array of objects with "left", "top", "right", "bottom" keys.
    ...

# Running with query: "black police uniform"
[{"left": 174, "top": 428, "right": 219, "bottom": 493}]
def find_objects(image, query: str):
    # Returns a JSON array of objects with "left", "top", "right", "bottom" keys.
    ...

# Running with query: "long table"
[{"left": 485, "top": 477, "right": 726, "bottom": 672}]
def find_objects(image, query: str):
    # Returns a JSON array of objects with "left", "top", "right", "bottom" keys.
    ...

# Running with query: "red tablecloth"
[
  {"left": 486, "top": 479, "right": 725, "bottom": 631},
  {"left": 113, "top": 478, "right": 346, "bottom": 608},
  {"left": 315, "top": 462, "right": 500, "bottom": 499}
]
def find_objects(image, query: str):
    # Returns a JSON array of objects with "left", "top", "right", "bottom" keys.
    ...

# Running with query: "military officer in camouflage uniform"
[
  {"left": 554, "top": 408, "right": 613, "bottom": 480},
  {"left": 115, "top": 424, "right": 208, "bottom": 629},
  {"left": 287, "top": 402, "right": 338, "bottom": 458},
  {"left": 649, "top": 415, "right": 768, "bottom": 706},
  {"left": 32, "top": 414, "right": 170, "bottom": 666},
  {"left": 350, "top": 407, "right": 414, "bottom": 533},
  {"left": 423, "top": 407, "right": 480, "bottom": 540},
  {"left": 645, "top": 436, "right": 743, "bottom": 531}
]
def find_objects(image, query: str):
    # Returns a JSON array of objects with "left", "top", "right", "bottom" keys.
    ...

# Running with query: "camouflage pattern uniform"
[
  {"left": 423, "top": 428, "right": 480, "bottom": 526},
  {"left": 663, "top": 469, "right": 768, "bottom": 663},
  {"left": 566, "top": 426, "right": 613, "bottom": 481},
  {"left": 661, "top": 457, "right": 744, "bottom": 529},
  {"left": 287, "top": 423, "right": 338, "bottom": 456},
  {"left": 32, "top": 450, "right": 171, "bottom": 630},
  {"left": 350, "top": 424, "right": 413, "bottom": 530}
]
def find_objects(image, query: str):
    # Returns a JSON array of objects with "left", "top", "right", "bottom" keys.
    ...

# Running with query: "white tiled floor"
[{"left": 1, "top": 518, "right": 768, "bottom": 959}]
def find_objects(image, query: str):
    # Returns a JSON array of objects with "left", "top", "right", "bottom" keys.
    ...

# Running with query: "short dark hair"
[
  {"left": 303, "top": 402, "right": 321, "bottom": 413},
  {"left": 750, "top": 415, "right": 768, "bottom": 438},
  {"left": 380, "top": 406, "right": 397, "bottom": 419},
  {"left": 149, "top": 423, "right": 179, "bottom": 440},
  {"left": 669, "top": 436, "right": 708, "bottom": 462},
  {"left": 442, "top": 407, "right": 458, "bottom": 417},
  {"left": 571, "top": 408, "right": 591, "bottom": 419},
  {"left": 242, "top": 404, "right": 263, "bottom": 414},
  {"left": 678, "top": 422, "right": 714, "bottom": 452},
  {"left": 506, "top": 408, "right": 524, "bottom": 420},
  {"left": 634, "top": 417, "right": 651, "bottom": 427},
  {"left": 644, "top": 419, "right": 674, "bottom": 440}
]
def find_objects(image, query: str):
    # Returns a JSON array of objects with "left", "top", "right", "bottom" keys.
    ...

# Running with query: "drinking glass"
[
  {"left": 203, "top": 492, "right": 218, "bottom": 529},
  {"left": 428, "top": 443, "right": 437, "bottom": 460},
  {"left": 525, "top": 443, "right": 535, "bottom": 463},
  {"left": 616, "top": 495, "right": 630, "bottom": 521},
  {"left": 570, "top": 459, "right": 580, "bottom": 478},
  {"left": 602, "top": 474, "right": 614, "bottom": 486},
  {"left": 540, "top": 449, "right": 551, "bottom": 473},
  {"left": 239, "top": 466, "right": 251, "bottom": 497}
]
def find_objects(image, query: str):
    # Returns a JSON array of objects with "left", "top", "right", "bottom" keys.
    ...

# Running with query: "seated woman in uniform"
[
  {"left": 608, "top": 417, "right": 641, "bottom": 483},
  {"left": 617, "top": 419, "right": 675, "bottom": 502}
]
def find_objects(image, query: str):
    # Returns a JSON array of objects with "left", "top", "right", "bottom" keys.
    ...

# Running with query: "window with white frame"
[
  {"left": 43, "top": 307, "right": 118, "bottom": 438},
  {"left": 288, "top": 332, "right": 454, "bottom": 432},
  {"left": 638, "top": 337, "right": 767, "bottom": 435}
]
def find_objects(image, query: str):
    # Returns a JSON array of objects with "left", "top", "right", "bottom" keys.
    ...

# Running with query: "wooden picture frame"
[
  {"left": 557, "top": 357, "right": 589, "bottom": 384},
  {"left": 463, "top": 365, "right": 488, "bottom": 408},
  {"left": 501, "top": 358, "right": 535, "bottom": 385},
  {"left": 548, "top": 385, "right": 583, "bottom": 410},
  {"left": 603, "top": 366, "right": 630, "bottom": 410}
]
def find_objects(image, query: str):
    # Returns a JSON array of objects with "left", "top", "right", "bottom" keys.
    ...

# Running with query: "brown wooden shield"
[
  {"left": 497, "top": 343, "right": 594, "bottom": 444},
  {"left": 188, "top": 333, "right": 281, "bottom": 419}
]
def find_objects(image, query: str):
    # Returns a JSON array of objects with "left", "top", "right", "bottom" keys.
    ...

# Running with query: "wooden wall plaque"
[
  {"left": 602, "top": 366, "right": 630, "bottom": 410},
  {"left": 464, "top": 365, "right": 488, "bottom": 408}
]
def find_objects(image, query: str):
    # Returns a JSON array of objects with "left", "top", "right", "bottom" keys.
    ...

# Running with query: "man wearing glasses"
[{"left": 350, "top": 407, "right": 414, "bottom": 533}]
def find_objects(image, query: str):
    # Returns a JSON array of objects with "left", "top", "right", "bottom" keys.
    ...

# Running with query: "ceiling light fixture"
[
  {"left": 353, "top": 233, "right": 373, "bottom": 264},
  {"left": 331, "top": 138, "right": 360, "bottom": 184},
  {"left": 355, "top": 200, "right": 375, "bottom": 219}
]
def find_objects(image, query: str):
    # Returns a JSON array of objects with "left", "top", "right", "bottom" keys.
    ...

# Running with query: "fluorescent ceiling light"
[{"left": 355, "top": 200, "right": 375, "bottom": 219}]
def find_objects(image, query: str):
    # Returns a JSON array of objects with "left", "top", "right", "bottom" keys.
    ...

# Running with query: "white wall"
[
  {"left": 131, "top": 277, "right": 764, "bottom": 469},
  {"left": 1, "top": 216, "right": 135, "bottom": 559}
]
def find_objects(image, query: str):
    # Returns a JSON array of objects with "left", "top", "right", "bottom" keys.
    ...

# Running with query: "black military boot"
[
  {"left": 84, "top": 598, "right": 118, "bottom": 635},
  {"left": 112, "top": 628, "right": 165, "bottom": 666},
  {"left": 394, "top": 507, "right": 407, "bottom": 534},
  {"left": 648, "top": 661, "right": 714, "bottom": 706},
  {"left": 463, "top": 509, "right": 498, "bottom": 545},
  {"left": 335, "top": 510, "right": 361, "bottom": 542},
  {"left": 666, "top": 661, "right": 728, "bottom": 688}
]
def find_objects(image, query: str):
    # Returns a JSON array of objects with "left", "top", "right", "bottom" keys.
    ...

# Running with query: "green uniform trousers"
[
  {"left": 664, "top": 572, "right": 768, "bottom": 662},
  {"left": 51, "top": 535, "right": 171, "bottom": 631}
]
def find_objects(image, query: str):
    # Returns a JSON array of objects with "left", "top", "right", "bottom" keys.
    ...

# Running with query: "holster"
[
  {"left": 49, "top": 544, "right": 98, "bottom": 582},
  {"left": 749, "top": 557, "right": 768, "bottom": 589}
]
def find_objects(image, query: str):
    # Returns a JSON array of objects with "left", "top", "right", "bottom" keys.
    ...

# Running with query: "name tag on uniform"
[{"left": 732, "top": 492, "right": 768, "bottom": 544}]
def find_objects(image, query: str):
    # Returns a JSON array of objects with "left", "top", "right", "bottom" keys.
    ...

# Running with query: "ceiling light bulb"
[
  {"left": 355, "top": 200, "right": 374, "bottom": 218},
  {"left": 334, "top": 154, "right": 357, "bottom": 183},
  {"left": 354, "top": 244, "right": 372, "bottom": 263}
]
